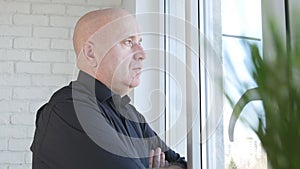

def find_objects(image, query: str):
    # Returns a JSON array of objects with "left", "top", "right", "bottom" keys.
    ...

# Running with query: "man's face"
[
  {"left": 98, "top": 35, "right": 145, "bottom": 93},
  {"left": 88, "top": 14, "right": 146, "bottom": 95}
]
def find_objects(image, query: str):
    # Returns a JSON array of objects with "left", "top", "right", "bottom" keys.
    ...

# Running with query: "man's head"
[{"left": 73, "top": 8, "right": 145, "bottom": 96}]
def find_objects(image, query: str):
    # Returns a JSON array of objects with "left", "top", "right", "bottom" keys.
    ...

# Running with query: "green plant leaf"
[{"left": 228, "top": 87, "right": 261, "bottom": 141}]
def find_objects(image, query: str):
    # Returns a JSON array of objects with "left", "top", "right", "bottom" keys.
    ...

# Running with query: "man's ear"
[{"left": 83, "top": 41, "right": 97, "bottom": 68}]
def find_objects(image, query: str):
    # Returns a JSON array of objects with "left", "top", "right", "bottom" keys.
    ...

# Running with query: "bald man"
[{"left": 30, "top": 8, "right": 187, "bottom": 169}]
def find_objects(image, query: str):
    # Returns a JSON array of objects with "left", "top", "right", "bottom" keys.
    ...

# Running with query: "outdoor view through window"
[{"left": 222, "top": 0, "right": 268, "bottom": 168}]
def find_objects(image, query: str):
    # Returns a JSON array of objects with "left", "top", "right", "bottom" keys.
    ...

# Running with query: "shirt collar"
[{"left": 76, "top": 71, "right": 131, "bottom": 106}]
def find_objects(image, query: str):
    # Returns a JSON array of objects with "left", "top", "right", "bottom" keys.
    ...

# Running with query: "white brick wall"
[
  {"left": 13, "top": 14, "right": 49, "bottom": 26},
  {"left": 32, "top": 4, "right": 66, "bottom": 15},
  {"left": 0, "top": 38, "right": 13, "bottom": 49},
  {"left": 0, "top": 2, "right": 31, "bottom": 13},
  {"left": 50, "top": 16, "right": 78, "bottom": 27},
  {"left": 14, "top": 38, "right": 50, "bottom": 49},
  {"left": 33, "top": 27, "right": 69, "bottom": 39},
  {"left": 0, "top": 26, "right": 32, "bottom": 37},
  {"left": 0, "top": 0, "right": 122, "bottom": 167},
  {"left": 0, "top": 14, "right": 12, "bottom": 25}
]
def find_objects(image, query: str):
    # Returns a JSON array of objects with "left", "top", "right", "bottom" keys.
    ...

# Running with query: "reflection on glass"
[
  {"left": 165, "top": 0, "right": 187, "bottom": 158},
  {"left": 223, "top": 37, "right": 267, "bottom": 169},
  {"left": 221, "top": 0, "right": 262, "bottom": 39}
]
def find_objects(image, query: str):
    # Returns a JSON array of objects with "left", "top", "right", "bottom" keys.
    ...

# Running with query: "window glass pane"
[
  {"left": 222, "top": 0, "right": 262, "bottom": 39},
  {"left": 165, "top": 0, "right": 187, "bottom": 158},
  {"left": 223, "top": 37, "right": 268, "bottom": 169}
]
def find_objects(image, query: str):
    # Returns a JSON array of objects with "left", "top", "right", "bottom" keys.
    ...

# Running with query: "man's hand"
[
  {"left": 148, "top": 148, "right": 184, "bottom": 169},
  {"left": 164, "top": 166, "right": 183, "bottom": 169},
  {"left": 148, "top": 147, "right": 168, "bottom": 168}
]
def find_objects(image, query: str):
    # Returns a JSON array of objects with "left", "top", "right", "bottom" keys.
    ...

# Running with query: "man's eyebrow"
[{"left": 126, "top": 36, "right": 142, "bottom": 42}]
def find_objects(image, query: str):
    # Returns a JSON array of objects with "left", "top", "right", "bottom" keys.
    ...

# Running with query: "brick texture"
[
  {"left": 0, "top": 25, "right": 32, "bottom": 37},
  {"left": 32, "top": 4, "right": 66, "bottom": 15},
  {"left": 0, "top": 38, "right": 13, "bottom": 49},
  {"left": 0, "top": 62, "right": 14, "bottom": 74},
  {"left": 0, "top": 88, "right": 12, "bottom": 100},
  {"left": 0, "top": 139, "right": 8, "bottom": 151},
  {"left": 0, "top": 14, "right": 12, "bottom": 25},
  {"left": 0, "top": 0, "right": 121, "bottom": 167},
  {"left": 33, "top": 27, "right": 69, "bottom": 39},
  {"left": 51, "top": 39, "right": 73, "bottom": 50},
  {"left": 16, "top": 62, "right": 51, "bottom": 74},
  {"left": 0, "top": 50, "right": 31, "bottom": 61},
  {"left": 13, "top": 14, "right": 49, "bottom": 26},
  {"left": 50, "top": 16, "right": 78, "bottom": 28},
  {"left": 0, "top": 151, "right": 25, "bottom": 163},
  {"left": 31, "top": 50, "right": 67, "bottom": 62},
  {"left": 0, "top": 114, "right": 10, "bottom": 125},
  {"left": 0, "top": 2, "right": 30, "bottom": 14},
  {"left": 14, "top": 38, "right": 50, "bottom": 49},
  {"left": 8, "top": 138, "right": 33, "bottom": 151}
]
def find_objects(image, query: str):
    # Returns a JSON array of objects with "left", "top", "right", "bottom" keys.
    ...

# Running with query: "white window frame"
[
  {"left": 121, "top": 0, "right": 300, "bottom": 169},
  {"left": 122, "top": 0, "right": 223, "bottom": 168},
  {"left": 200, "top": 0, "right": 224, "bottom": 168}
]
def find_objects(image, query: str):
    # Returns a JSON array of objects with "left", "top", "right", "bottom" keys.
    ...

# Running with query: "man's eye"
[
  {"left": 137, "top": 40, "right": 142, "bottom": 46},
  {"left": 124, "top": 39, "right": 133, "bottom": 47}
]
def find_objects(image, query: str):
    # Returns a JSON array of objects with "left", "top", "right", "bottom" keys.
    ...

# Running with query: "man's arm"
[
  {"left": 143, "top": 125, "right": 187, "bottom": 168},
  {"left": 127, "top": 104, "right": 187, "bottom": 168},
  {"left": 132, "top": 110, "right": 187, "bottom": 168}
]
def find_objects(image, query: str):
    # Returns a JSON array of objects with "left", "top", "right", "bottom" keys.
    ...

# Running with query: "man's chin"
[{"left": 129, "top": 79, "right": 140, "bottom": 88}]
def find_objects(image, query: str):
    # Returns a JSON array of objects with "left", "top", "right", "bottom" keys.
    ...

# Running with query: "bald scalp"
[{"left": 73, "top": 8, "right": 131, "bottom": 56}]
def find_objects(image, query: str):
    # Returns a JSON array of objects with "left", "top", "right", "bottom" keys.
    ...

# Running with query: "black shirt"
[{"left": 31, "top": 71, "right": 187, "bottom": 169}]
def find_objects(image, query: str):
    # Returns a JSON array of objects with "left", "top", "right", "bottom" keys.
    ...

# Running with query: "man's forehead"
[{"left": 89, "top": 15, "right": 140, "bottom": 43}]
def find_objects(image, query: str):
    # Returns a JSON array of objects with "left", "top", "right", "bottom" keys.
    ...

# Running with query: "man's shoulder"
[
  {"left": 49, "top": 81, "right": 91, "bottom": 104},
  {"left": 51, "top": 85, "right": 72, "bottom": 101},
  {"left": 46, "top": 81, "right": 100, "bottom": 119},
  {"left": 34, "top": 81, "right": 92, "bottom": 133}
]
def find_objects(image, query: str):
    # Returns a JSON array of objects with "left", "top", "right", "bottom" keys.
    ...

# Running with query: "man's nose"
[{"left": 133, "top": 44, "right": 146, "bottom": 61}]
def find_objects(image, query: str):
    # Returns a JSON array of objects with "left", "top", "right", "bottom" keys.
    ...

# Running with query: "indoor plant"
[{"left": 227, "top": 20, "right": 300, "bottom": 169}]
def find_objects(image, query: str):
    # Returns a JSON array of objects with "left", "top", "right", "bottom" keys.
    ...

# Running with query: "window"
[
  {"left": 120, "top": 0, "right": 296, "bottom": 168},
  {"left": 222, "top": 0, "right": 267, "bottom": 168},
  {"left": 122, "top": 0, "right": 296, "bottom": 168},
  {"left": 122, "top": 0, "right": 221, "bottom": 168}
]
